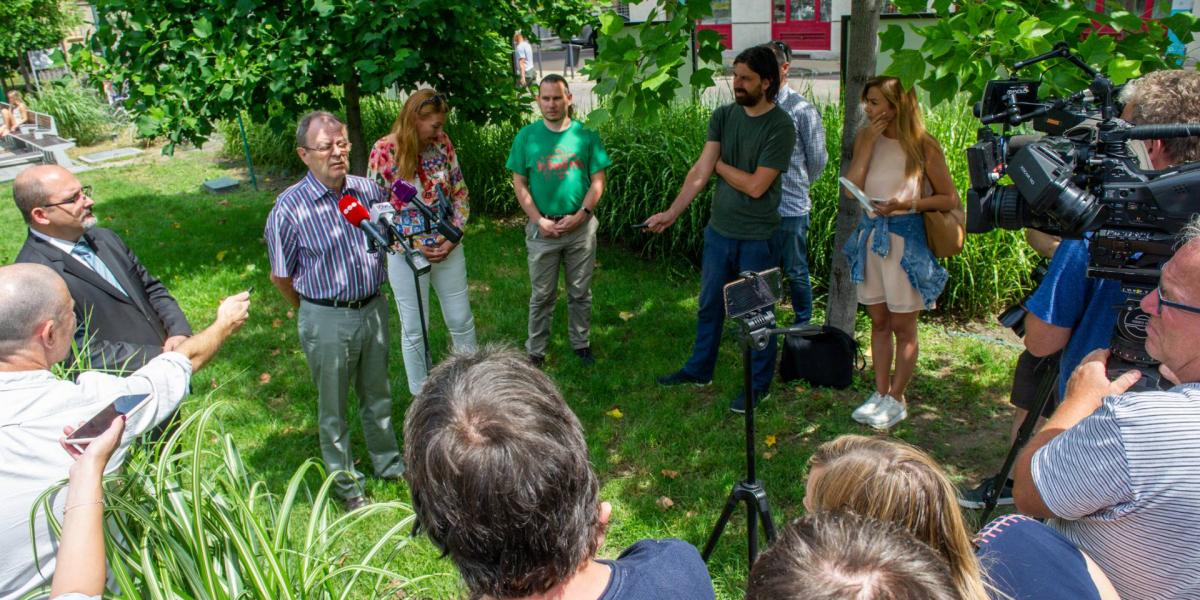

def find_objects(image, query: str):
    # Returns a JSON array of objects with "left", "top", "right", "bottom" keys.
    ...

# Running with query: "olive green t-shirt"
[
  {"left": 707, "top": 103, "right": 795, "bottom": 240},
  {"left": 506, "top": 120, "right": 613, "bottom": 216}
]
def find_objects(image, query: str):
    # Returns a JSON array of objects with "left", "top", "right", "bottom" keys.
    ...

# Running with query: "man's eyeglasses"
[
  {"left": 41, "top": 185, "right": 92, "bottom": 209},
  {"left": 1150, "top": 286, "right": 1200, "bottom": 317},
  {"left": 302, "top": 141, "right": 352, "bottom": 154}
]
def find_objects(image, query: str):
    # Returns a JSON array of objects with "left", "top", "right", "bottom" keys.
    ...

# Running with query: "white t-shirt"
[
  {"left": 515, "top": 40, "right": 534, "bottom": 75},
  {"left": 1032, "top": 383, "right": 1200, "bottom": 598},
  {"left": 0, "top": 353, "right": 192, "bottom": 599}
]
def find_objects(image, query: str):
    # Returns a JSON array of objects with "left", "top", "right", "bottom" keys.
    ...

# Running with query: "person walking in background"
[
  {"left": 368, "top": 89, "right": 477, "bottom": 396},
  {"left": 507, "top": 75, "right": 611, "bottom": 368},
  {"left": 841, "top": 76, "right": 959, "bottom": 430},
  {"left": 764, "top": 40, "right": 827, "bottom": 324},
  {"left": 513, "top": 31, "right": 536, "bottom": 87}
]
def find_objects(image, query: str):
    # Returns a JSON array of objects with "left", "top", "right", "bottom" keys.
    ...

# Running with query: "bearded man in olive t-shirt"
[
  {"left": 645, "top": 45, "right": 795, "bottom": 413},
  {"left": 508, "top": 74, "right": 613, "bottom": 368}
]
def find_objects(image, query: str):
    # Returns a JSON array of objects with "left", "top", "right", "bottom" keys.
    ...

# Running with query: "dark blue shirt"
[
  {"left": 596, "top": 539, "right": 714, "bottom": 600},
  {"left": 1023, "top": 239, "right": 1129, "bottom": 397},
  {"left": 976, "top": 514, "right": 1100, "bottom": 600}
]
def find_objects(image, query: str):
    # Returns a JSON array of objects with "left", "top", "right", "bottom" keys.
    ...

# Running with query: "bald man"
[
  {"left": 13, "top": 165, "right": 192, "bottom": 374},
  {"left": 0, "top": 263, "right": 249, "bottom": 598}
]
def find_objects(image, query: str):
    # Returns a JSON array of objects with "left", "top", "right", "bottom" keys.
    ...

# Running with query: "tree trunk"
[
  {"left": 343, "top": 72, "right": 367, "bottom": 176},
  {"left": 826, "top": 0, "right": 883, "bottom": 335}
]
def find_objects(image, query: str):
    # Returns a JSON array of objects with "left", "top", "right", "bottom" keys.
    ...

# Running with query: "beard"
[
  {"left": 734, "top": 88, "right": 761, "bottom": 107},
  {"left": 81, "top": 214, "right": 97, "bottom": 230}
]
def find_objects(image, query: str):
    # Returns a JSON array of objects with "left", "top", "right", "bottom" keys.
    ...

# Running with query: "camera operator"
[
  {"left": 961, "top": 69, "right": 1200, "bottom": 508},
  {"left": 1013, "top": 217, "right": 1200, "bottom": 599}
]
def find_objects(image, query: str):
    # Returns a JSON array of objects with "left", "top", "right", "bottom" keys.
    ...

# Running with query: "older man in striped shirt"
[
  {"left": 764, "top": 41, "right": 826, "bottom": 323},
  {"left": 1014, "top": 218, "right": 1200, "bottom": 599},
  {"left": 265, "top": 111, "right": 403, "bottom": 510}
]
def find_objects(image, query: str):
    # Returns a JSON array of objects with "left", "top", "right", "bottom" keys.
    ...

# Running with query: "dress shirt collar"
[{"left": 28, "top": 227, "right": 84, "bottom": 256}]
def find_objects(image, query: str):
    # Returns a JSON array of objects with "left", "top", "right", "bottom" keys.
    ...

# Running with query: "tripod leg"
[
  {"left": 981, "top": 354, "right": 1058, "bottom": 523},
  {"left": 702, "top": 490, "right": 741, "bottom": 562},
  {"left": 756, "top": 489, "right": 777, "bottom": 545},
  {"left": 746, "top": 498, "right": 758, "bottom": 566}
]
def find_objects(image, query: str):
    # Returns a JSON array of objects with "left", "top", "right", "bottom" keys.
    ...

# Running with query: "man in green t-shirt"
[
  {"left": 645, "top": 46, "right": 795, "bottom": 413},
  {"left": 507, "top": 74, "right": 612, "bottom": 367}
]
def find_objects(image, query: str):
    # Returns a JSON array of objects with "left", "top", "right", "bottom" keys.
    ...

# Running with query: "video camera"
[{"left": 964, "top": 43, "right": 1200, "bottom": 388}]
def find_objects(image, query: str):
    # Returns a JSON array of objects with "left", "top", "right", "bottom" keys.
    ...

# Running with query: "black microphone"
[
  {"left": 339, "top": 195, "right": 393, "bottom": 254},
  {"left": 370, "top": 202, "right": 431, "bottom": 274},
  {"left": 388, "top": 179, "right": 463, "bottom": 244}
]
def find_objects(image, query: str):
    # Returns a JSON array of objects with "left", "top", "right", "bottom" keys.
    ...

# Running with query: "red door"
[
  {"left": 772, "top": 0, "right": 831, "bottom": 52},
  {"left": 696, "top": 1, "right": 733, "bottom": 49}
]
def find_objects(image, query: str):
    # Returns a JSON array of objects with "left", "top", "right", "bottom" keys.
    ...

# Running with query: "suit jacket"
[{"left": 15, "top": 227, "right": 192, "bottom": 373}]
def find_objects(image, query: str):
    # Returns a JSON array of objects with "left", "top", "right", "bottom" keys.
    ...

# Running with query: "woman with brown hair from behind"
[{"left": 805, "top": 435, "right": 1120, "bottom": 600}]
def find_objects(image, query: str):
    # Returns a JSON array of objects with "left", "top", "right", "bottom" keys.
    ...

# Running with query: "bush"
[
  {"left": 221, "top": 97, "right": 1036, "bottom": 317},
  {"left": 32, "top": 403, "right": 432, "bottom": 599},
  {"left": 28, "top": 78, "right": 119, "bottom": 146}
]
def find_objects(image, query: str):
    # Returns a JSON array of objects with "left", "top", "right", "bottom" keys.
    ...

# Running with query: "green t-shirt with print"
[
  {"left": 707, "top": 103, "right": 795, "bottom": 240},
  {"left": 506, "top": 120, "right": 613, "bottom": 216}
]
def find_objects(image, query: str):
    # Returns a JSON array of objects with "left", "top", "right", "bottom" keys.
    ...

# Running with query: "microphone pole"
[{"left": 372, "top": 203, "right": 433, "bottom": 372}]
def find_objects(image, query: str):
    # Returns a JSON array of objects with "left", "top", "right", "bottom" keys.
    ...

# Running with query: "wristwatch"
[{"left": 582, "top": 206, "right": 593, "bottom": 216}]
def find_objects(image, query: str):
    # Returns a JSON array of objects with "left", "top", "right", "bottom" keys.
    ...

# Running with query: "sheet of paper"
[{"left": 839, "top": 176, "right": 877, "bottom": 214}]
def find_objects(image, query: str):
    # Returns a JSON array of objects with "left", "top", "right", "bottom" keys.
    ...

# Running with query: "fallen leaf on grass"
[
  {"left": 661, "top": 469, "right": 680, "bottom": 479},
  {"left": 286, "top": 309, "right": 295, "bottom": 319},
  {"left": 685, "top": 510, "right": 696, "bottom": 518},
  {"left": 217, "top": 200, "right": 230, "bottom": 207},
  {"left": 656, "top": 496, "right": 674, "bottom": 510},
  {"left": 258, "top": 372, "right": 271, "bottom": 385},
  {"left": 270, "top": 348, "right": 281, "bottom": 356},
  {"left": 619, "top": 311, "right": 635, "bottom": 321},
  {"left": 216, "top": 250, "right": 227, "bottom": 261},
  {"left": 172, "top": 222, "right": 181, "bottom": 229},
  {"left": 765, "top": 434, "right": 777, "bottom": 447},
  {"left": 210, "top": 378, "right": 218, "bottom": 389},
  {"left": 606, "top": 407, "right": 623, "bottom": 419},
  {"left": 763, "top": 450, "right": 777, "bottom": 460},
  {"left": 272, "top": 318, "right": 283, "bottom": 328}
]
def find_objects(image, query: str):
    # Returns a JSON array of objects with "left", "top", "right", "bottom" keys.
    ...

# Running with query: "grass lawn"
[{"left": 0, "top": 149, "right": 1021, "bottom": 599}]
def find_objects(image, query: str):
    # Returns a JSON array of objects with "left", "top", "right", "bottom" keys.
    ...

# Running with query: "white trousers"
[{"left": 386, "top": 244, "right": 477, "bottom": 395}]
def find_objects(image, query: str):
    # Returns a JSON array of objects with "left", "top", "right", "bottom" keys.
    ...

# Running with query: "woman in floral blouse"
[{"left": 367, "top": 89, "right": 477, "bottom": 395}]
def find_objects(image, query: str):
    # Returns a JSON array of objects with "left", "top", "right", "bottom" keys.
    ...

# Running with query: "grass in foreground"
[{"left": 0, "top": 151, "right": 1020, "bottom": 599}]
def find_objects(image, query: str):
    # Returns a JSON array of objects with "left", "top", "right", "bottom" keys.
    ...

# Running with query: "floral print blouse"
[{"left": 366, "top": 132, "right": 470, "bottom": 247}]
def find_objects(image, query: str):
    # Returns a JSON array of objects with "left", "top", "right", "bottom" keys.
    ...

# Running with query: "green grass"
[{"left": 0, "top": 151, "right": 1022, "bottom": 599}]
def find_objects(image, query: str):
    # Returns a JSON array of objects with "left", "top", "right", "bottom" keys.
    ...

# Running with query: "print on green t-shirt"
[
  {"left": 506, "top": 120, "right": 613, "bottom": 216},
  {"left": 707, "top": 103, "right": 795, "bottom": 240}
]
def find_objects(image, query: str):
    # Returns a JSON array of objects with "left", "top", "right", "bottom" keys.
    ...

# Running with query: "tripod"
[{"left": 978, "top": 352, "right": 1058, "bottom": 523}]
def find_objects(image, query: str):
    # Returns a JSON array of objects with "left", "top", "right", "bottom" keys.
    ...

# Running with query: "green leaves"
[{"left": 881, "top": 1, "right": 1200, "bottom": 108}]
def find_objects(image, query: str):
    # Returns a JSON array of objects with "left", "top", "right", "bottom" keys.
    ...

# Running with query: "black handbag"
[{"left": 778, "top": 325, "right": 860, "bottom": 389}]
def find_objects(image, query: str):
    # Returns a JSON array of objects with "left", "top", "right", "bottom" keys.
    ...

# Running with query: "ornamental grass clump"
[{"left": 31, "top": 403, "right": 434, "bottom": 599}]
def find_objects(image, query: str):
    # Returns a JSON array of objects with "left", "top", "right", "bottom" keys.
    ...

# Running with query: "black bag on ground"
[{"left": 778, "top": 325, "right": 858, "bottom": 389}]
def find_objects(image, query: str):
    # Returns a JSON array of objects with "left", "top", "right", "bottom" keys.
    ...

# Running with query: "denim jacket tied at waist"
[{"left": 841, "top": 212, "right": 947, "bottom": 309}]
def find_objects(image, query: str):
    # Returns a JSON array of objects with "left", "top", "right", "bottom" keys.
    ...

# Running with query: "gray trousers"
[
  {"left": 525, "top": 217, "right": 598, "bottom": 356},
  {"left": 298, "top": 296, "right": 403, "bottom": 499}
]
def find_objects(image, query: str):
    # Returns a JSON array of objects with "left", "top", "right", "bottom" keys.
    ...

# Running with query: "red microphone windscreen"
[{"left": 338, "top": 195, "right": 370, "bottom": 226}]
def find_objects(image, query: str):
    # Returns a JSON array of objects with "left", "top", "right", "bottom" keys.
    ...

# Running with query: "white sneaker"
[
  {"left": 867, "top": 396, "right": 907, "bottom": 430},
  {"left": 852, "top": 392, "right": 885, "bottom": 424}
]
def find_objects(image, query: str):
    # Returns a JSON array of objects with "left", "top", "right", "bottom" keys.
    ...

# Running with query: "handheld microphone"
[
  {"left": 339, "top": 194, "right": 393, "bottom": 253},
  {"left": 388, "top": 179, "right": 464, "bottom": 244},
  {"left": 370, "top": 202, "right": 431, "bottom": 274}
]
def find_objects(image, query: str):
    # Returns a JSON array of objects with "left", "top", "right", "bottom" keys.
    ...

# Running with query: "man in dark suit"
[{"left": 11, "top": 165, "right": 192, "bottom": 373}]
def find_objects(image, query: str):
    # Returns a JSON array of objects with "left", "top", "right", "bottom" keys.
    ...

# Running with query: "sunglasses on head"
[{"left": 418, "top": 93, "right": 446, "bottom": 110}]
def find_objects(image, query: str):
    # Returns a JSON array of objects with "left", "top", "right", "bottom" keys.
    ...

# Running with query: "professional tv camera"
[{"left": 964, "top": 42, "right": 1200, "bottom": 389}]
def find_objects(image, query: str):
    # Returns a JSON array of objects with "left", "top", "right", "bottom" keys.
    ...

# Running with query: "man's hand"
[
  {"left": 162, "top": 335, "right": 189, "bottom": 352},
  {"left": 644, "top": 210, "right": 677, "bottom": 234},
  {"left": 553, "top": 210, "right": 588, "bottom": 235},
  {"left": 216, "top": 291, "right": 251, "bottom": 333},
  {"left": 1063, "top": 349, "right": 1142, "bottom": 413},
  {"left": 536, "top": 216, "right": 560, "bottom": 239}
]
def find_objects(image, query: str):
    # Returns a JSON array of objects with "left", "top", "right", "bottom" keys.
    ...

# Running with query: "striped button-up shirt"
[
  {"left": 264, "top": 172, "right": 387, "bottom": 302},
  {"left": 1032, "top": 382, "right": 1200, "bottom": 599},
  {"left": 775, "top": 85, "right": 828, "bottom": 217}
]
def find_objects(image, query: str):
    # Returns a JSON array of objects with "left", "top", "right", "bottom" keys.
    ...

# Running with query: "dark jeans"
[
  {"left": 681, "top": 226, "right": 778, "bottom": 393},
  {"left": 774, "top": 214, "right": 813, "bottom": 323}
]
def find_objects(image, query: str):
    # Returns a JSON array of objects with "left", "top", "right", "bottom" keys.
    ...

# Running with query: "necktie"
[{"left": 72, "top": 240, "right": 128, "bottom": 297}]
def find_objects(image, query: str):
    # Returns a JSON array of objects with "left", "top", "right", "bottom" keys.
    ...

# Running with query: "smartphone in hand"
[{"left": 64, "top": 393, "right": 149, "bottom": 445}]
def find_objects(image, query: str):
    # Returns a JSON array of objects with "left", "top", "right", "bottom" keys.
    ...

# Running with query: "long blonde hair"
[
  {"left": 808, "top": 435, "right": 990, "bottom": 600},
  {"left": 390, "top": 89, "right": 448, "bottom": 182},
  {"left": 862, "top": 76, "right": 927, "bottom": 181}
]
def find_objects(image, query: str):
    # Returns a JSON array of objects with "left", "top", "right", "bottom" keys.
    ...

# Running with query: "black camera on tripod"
[{"left": 962, "top": 43, "right": 1200, "bottom": 389}]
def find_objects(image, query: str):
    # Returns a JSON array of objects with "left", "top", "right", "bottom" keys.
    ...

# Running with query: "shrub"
[
  {"left": 32, "top": 403, "right": 432, "bottom": 599},
  {"left": 221, "top": 97, "right": 1036, "bottom": 317},
  {"left": 27, "top": 78, "right": 119, "bottom": 146}
]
